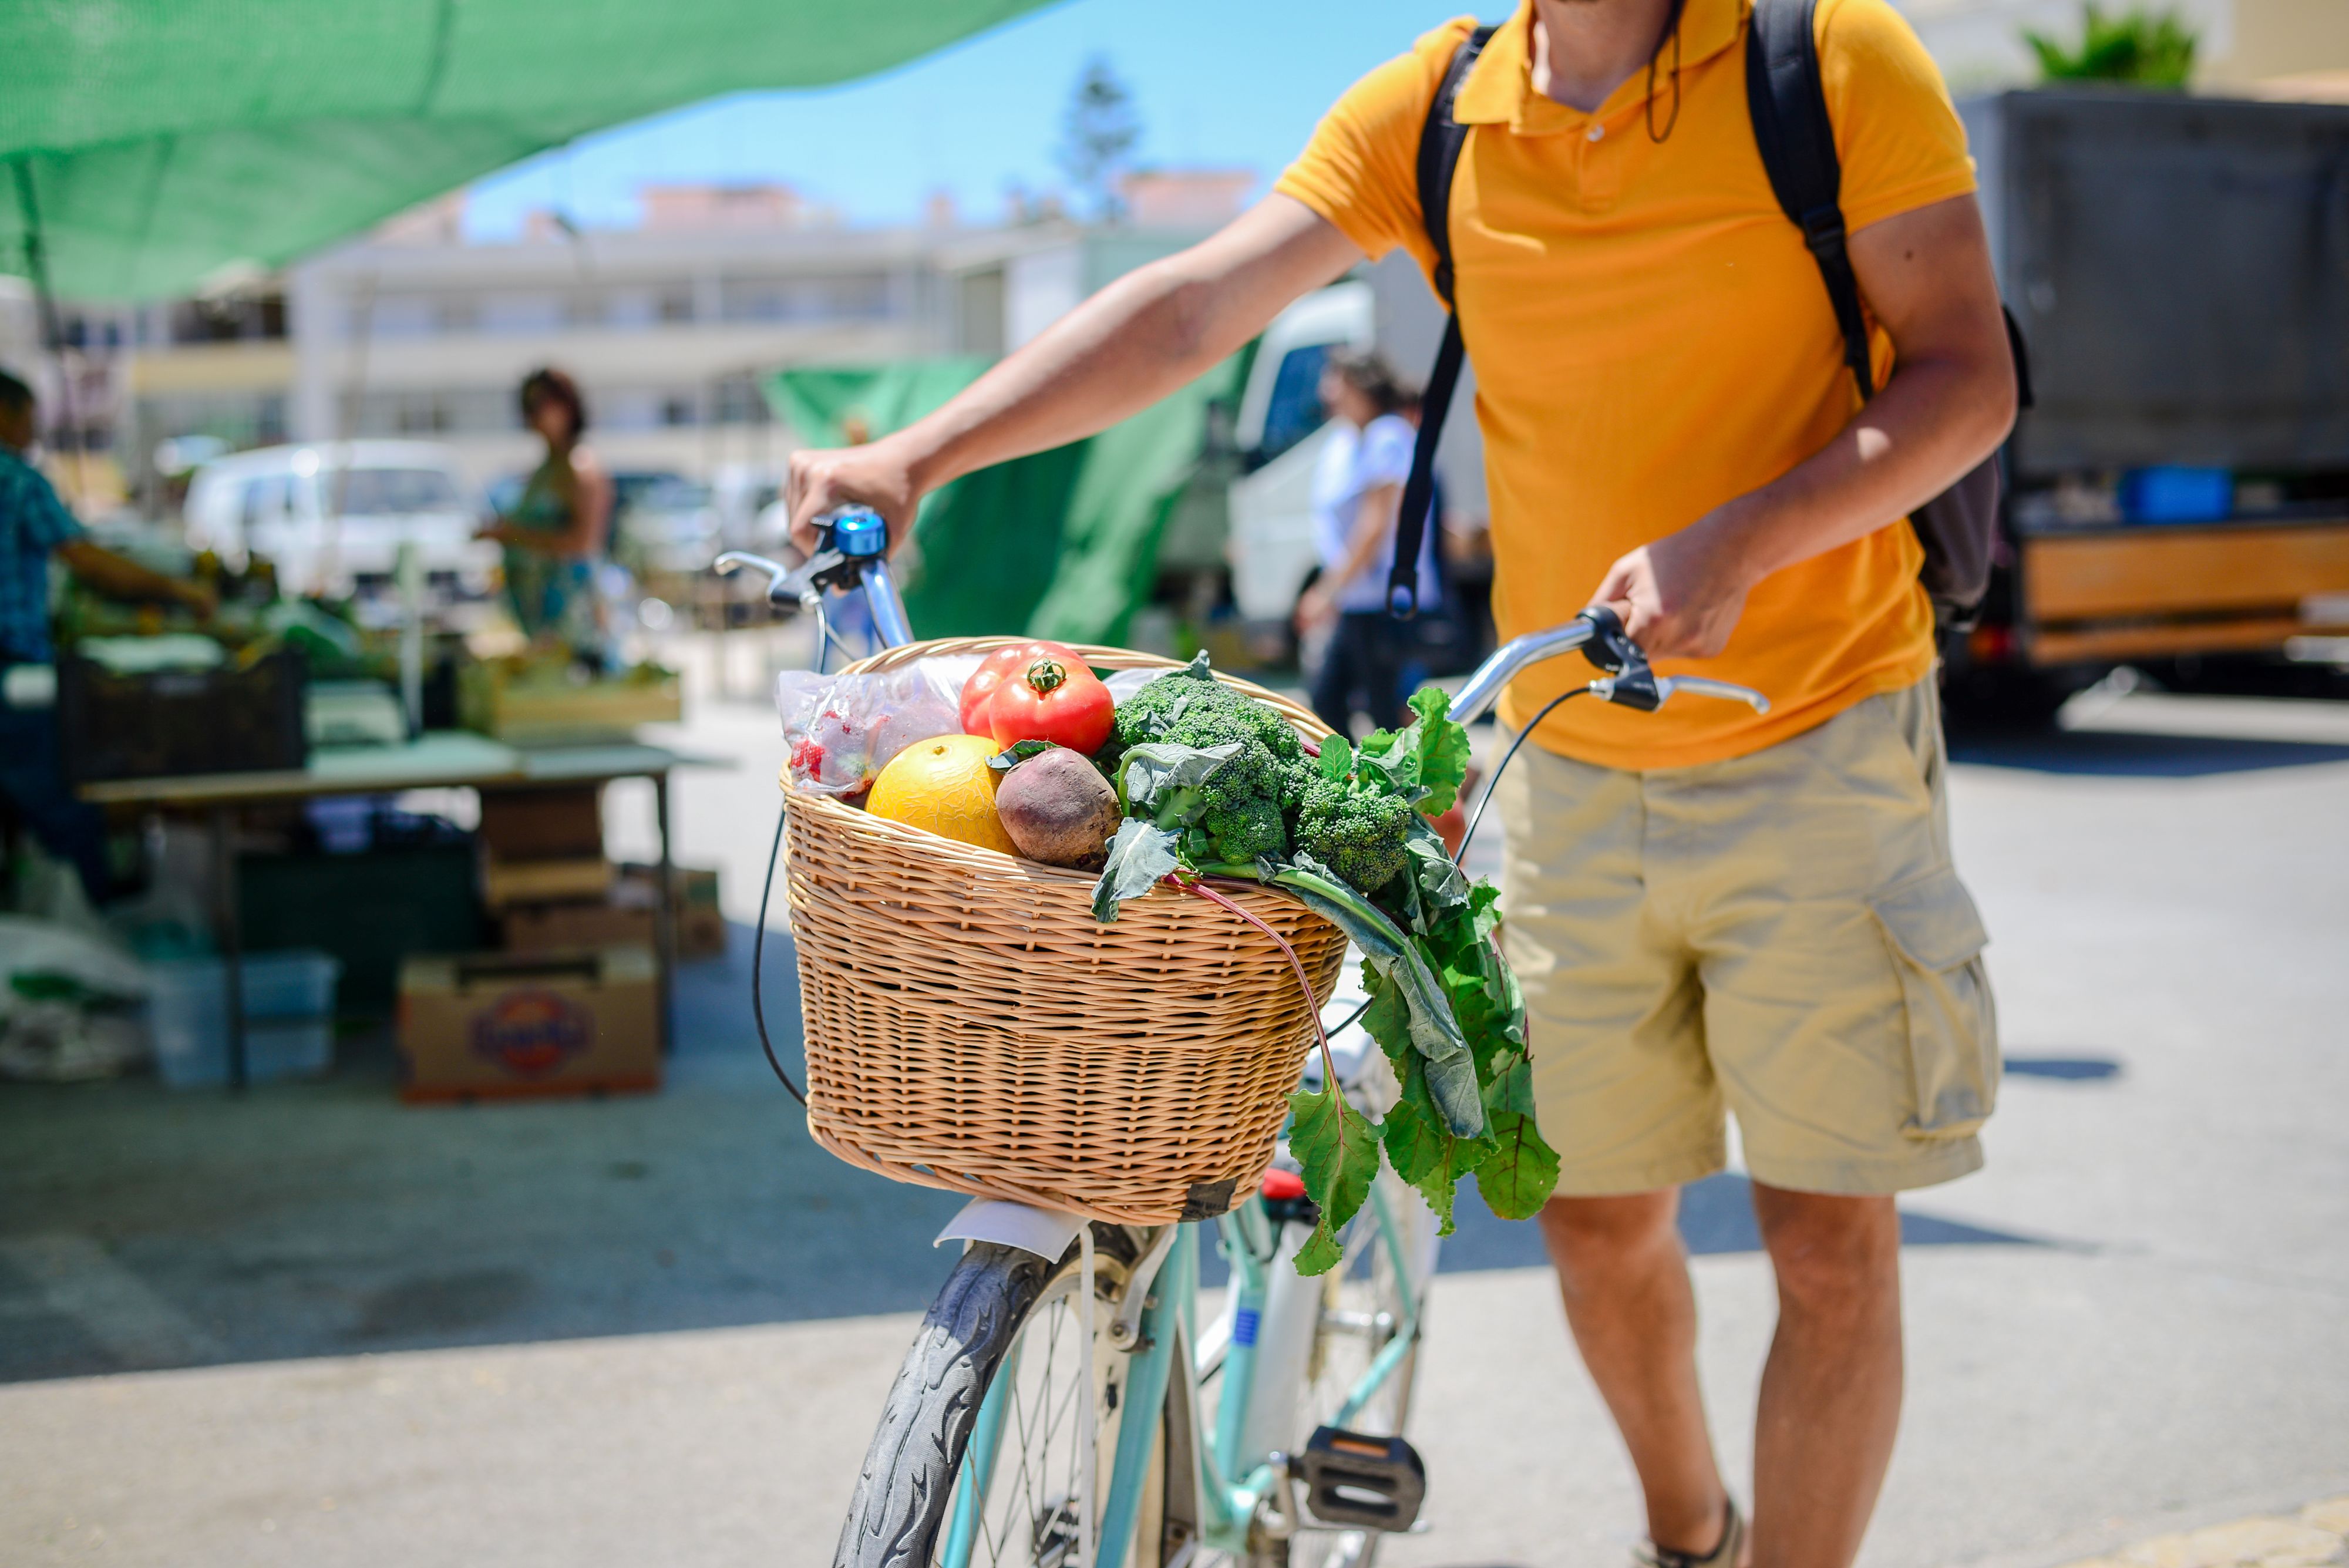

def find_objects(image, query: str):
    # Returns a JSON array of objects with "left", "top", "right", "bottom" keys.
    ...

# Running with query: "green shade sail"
[
  {"left": 1, "top": 0, "right": 1056, "bottom": 301},
  {"left": 770, "top": 356, "right": 1246, "bottom": 646}
]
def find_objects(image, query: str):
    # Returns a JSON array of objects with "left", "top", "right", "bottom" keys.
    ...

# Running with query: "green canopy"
[
  {"left": 0, "top": 1, "right": 1056, "bottom": 301},
  {"left": 771, "top": 356, "right": 1246, "bottom": 646}
]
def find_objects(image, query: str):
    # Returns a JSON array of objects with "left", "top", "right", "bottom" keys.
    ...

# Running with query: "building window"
[
  {"left": 711, "top": 374, "right": 769, "bottom": 426},
  {"left": 659, "top": 395, "right": 696, "bottom": 428},
  {"left": 658, "top": 289, "right": 695, "bottom": 324}
]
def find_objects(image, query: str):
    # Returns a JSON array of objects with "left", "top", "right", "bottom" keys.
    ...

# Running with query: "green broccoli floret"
[
  {"left": 1112, "top": 655, "right": 1304, "bottom": 768},
  {"left": 1294, "top": 778, "right": 1414, "bottom": 894},
  {"left": 1113, "top": 656, "right": 1311, "bottom": 855},
  {"left": 1199, "top": 790, "right": 1288, "bottom": 864}
]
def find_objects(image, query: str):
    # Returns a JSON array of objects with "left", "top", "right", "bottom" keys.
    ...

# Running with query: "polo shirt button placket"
[{"left": 1580, "top": 116, "right": 1621, "bottom": 210}]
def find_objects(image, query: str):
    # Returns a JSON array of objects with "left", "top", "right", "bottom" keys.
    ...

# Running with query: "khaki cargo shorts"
[{"left": 1496, "top": 677, "right": 1997, "bottom": 1196}]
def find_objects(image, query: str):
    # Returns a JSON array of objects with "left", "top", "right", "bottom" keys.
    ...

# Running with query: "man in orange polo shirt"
[{"left": 790, "top": 0, "right": 2013, "bottom": 1560}]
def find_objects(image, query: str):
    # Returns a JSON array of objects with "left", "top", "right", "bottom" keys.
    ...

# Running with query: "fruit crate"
[{"left": 457, "top": 660, "right": 681, "bottom": 745}]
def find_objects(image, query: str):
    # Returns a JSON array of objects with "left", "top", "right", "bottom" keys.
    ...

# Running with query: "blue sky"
[{"left": 466, "top": 1, "right": 1513, "bottom": 237}]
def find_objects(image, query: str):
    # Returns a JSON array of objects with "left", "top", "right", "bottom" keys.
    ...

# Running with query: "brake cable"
[
  {"left": 752, "top": 805, "right": 807, "bottom": 1106},
  {"left": 1318, "top": 682, "right": 1587, "bottom": 1045}
]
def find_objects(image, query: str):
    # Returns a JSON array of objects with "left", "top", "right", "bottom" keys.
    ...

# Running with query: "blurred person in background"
[
  {"left": 1296, "top": 349, "right": 1438, "bottom": 735},
  {"left": 0, "top": 371, "right": 215, "bottom": 901},
  {"left": 480, "top": 367, "right": 611, "bottom": 656}
]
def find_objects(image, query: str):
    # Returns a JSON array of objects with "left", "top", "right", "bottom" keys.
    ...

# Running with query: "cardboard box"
[
  {"left": 503, "top": 899, "right": 656, "bottom": 955},
  {"left": 398, "top": 945, "right": 659, "bottom": 1101},
  {"left": 477, "top": 785, "right": 604, "bottom": 863},
  {"left": 619, "top": 863, "right": 726, "bottom": 960}
]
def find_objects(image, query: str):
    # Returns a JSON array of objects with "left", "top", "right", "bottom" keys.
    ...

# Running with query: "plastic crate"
[
  {"left": 58, "top": 649, "right": 308, "bottom": 785},
  {"left": 147, "top": 951, "right": 344, "bottom": 1089}
]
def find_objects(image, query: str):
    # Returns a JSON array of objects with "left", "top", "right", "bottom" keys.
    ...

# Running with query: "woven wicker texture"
[{"left": 783, "top": 637, "right": 1348, "bottom": 1224}]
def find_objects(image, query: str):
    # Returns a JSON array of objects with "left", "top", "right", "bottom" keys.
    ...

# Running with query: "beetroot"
[{"left": 995, "top": 748, "right": 1122, "bottom": 870}]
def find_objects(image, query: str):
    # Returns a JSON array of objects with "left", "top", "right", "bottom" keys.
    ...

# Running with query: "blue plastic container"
[
  {"left": 2119, "top": 467, "right": 2233, "bottom": 524},
  {"left": 147, "top": 950, "right": 343, "bottom": 1088}
]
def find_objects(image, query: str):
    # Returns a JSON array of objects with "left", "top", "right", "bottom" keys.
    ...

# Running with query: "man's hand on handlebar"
[
  {"left": 785, "top": 439, "right": 921, "bottom": 558},
  {"left": 1593, "top": 514, "right": 1757, "bottom": 661}
]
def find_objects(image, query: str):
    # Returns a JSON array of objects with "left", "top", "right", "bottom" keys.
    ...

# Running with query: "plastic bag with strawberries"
[{"left": 772, "top": 656, "right": 980, "bottom": 799}]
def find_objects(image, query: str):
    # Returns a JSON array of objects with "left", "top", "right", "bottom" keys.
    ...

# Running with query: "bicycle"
[{"left": 718, "top": 513, "right": 1766, "bottom": 1568}]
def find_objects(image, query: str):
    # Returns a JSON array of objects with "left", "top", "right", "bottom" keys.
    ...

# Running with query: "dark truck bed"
[{"left": 1959, "top": 90, "right": 2349, "bottom": 688}]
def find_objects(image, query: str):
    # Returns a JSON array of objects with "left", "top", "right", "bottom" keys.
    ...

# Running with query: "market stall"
[{"left": 0, "top": 0, "right": 1059, "bottom": 1097}]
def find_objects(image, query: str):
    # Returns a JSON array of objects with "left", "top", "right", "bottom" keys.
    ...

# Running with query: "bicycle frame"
[{"left": 938, "top": 1180, "right": 1426, "bottom": 1568}]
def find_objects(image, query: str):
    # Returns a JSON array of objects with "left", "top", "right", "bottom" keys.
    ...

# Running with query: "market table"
[{"left": 79, "top": 732, "right": 722, "bottom": 1088}]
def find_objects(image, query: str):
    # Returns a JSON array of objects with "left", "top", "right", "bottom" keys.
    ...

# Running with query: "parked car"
[
  {"left": 608, "top": 470, "right": 722, "bottom": 576},
  {"left": 183, "top": 441, "right": 494, "bottom": 603}
]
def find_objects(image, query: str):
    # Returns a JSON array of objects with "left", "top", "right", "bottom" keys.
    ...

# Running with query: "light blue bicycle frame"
[{"left": 938, "top": 1180, "right": 1423, "bottom": 1567}]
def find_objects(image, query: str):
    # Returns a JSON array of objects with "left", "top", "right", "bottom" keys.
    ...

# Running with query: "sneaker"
[{"left": 1633, "top": 1498, "right": 1745, "bottom": 1568}]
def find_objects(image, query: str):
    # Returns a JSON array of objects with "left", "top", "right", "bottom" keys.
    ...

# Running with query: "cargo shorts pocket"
[{"left": 1872, "top": 866, "right": 1999, "bottom": 1140}]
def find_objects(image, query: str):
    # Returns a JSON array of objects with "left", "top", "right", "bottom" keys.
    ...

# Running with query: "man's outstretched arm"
[
  {"left": 785, "top": 195, "right": 1364, "bottom": 552},
  {"left": 1596, "top": 193, "right": 2019, "bottom": 658}
]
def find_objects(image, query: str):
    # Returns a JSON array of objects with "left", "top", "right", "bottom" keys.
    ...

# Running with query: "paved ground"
[{"left": 3, "top": 665, "right": 2345, "bottom": 1566}]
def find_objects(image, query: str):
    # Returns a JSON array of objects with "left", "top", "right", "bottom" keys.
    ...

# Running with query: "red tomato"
[
  {"left": 959, "top": 640, "right": 1078, "bottom": 735},
  {"left": 989, "top": 654, "right": 1115, "bottom": 755}
]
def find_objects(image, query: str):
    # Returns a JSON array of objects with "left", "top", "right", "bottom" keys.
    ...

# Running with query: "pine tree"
[{"left": 1056, "top": 55, "right": 1142, "bottom": 222}]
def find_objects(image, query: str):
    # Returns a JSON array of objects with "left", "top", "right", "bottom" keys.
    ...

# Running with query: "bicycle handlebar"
[
  {"left": 719, "top": 509, "right": 1768, "bottom": 718},
  {"left": 1448, "top": 605, "right": 1769, "bottom": 723}
]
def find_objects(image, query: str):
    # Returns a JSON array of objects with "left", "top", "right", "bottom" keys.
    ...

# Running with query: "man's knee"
[
  {"left": 1751, "top": 1185, "right": 1900, "bottom": 1320},
  {"left": 1539, "top": 1190, "right": 1682, "bottom": 1284}
]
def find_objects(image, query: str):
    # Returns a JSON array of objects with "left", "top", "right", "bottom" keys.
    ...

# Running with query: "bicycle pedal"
[{"left": 1297, "top": 1425, "right": 1426, "bottom": 1532}]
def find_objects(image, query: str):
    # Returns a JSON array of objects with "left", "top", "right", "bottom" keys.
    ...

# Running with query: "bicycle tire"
[{"left": 836, "top": 1229, "right": 1172, "bottom": 1568}]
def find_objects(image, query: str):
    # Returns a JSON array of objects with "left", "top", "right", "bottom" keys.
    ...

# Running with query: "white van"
[
  {"left": 1225, "top": 282, "right": 1376, "bottom": 623},
  {"left": 183, "top": 441, "right": 496, "bottom": 602}
]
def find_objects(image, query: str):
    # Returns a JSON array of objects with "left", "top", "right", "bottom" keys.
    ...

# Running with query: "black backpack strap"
[
  {"left": 1391, "top": 23, "right": 1495, "bottom": 620},
  {"left": 1415, "top": 23, "right": 1493, "bottom": 309},
  {"left": 1745, "top": 0, "right": 1876, "bottom": 401}
]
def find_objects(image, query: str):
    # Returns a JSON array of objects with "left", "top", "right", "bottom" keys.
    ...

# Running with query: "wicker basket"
[{"left": 782, "top": 637, "right": 1348, "bottom": 1224}]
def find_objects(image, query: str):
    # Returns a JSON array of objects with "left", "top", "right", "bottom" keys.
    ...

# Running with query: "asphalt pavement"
[{"left": 2, "top": 660, "right": 2344, "bottom": 1567}]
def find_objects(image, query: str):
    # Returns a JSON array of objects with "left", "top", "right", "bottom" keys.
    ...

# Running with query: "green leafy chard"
[
  {"left": 1286, "top": 1079, "right": 1383, "bottom": 1276},
  {"left": 1083, "top": 659, "right": 1560, "bottom": 1265}
]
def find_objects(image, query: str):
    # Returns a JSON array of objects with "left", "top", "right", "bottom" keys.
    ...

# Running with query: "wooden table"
[{"left": 81, "top": 733, "right": 718, "bottom": 1088}]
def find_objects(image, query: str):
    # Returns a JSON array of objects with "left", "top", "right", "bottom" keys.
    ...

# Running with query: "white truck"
[
  {"left": 183, "top": 440, "right": 496, "bottom": 605},
  {"left": 1223, "top": 259, "right": 1485, "bottom": 634}
]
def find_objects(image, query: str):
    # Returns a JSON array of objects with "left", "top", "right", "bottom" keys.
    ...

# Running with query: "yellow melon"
[{"left": 865, "top": 733, "right": 1017, "bottom": 855}]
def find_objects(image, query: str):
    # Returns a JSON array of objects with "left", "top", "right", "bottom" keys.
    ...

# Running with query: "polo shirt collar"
[{"left": 1453, "top": 0, "right": 1747, "bottom": 131}]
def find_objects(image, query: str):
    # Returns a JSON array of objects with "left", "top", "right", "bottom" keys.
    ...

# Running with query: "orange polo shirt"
[{"left": 1275, "top": 0, "right": 1977, "bottom": 769}]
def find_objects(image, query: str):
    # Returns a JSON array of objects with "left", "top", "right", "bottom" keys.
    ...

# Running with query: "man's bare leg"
[
  {"left": 1540, "top": 1192, "right": 1731, "bottom": 1557},
  {"left": 1748, "top": 1185, "right": 1904, "bottom": 1568}
]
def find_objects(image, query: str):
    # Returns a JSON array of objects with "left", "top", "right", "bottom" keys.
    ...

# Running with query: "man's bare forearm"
[
  {"left": 1695, "top": 349, "right": 2015, "bottom": 583},
  {"left": 895, "top": 198, "right": 1361, "bottom": 492}
]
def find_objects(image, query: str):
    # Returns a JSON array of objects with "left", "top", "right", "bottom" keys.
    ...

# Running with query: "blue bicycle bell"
[{"left": 830, "top": 507, "right": 889, "bottom": 560}]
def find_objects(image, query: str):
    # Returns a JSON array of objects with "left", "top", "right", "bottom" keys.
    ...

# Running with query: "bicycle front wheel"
[{"left": 834, "top": 1226, "right": 1182, "bottom": 1568}]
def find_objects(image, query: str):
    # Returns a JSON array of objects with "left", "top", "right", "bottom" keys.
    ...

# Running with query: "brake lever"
[
  {"left": 1587, "top": 673, "right": 1771, "bottom": 713},
  {"left": 1577, "top": 605, "right": 1663, "bottom": 711},
  {"left": 714, "top": 509, "right": 893, "bottom": 607}
]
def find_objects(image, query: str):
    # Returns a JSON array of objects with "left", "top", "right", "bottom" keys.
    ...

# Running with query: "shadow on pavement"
[
  {"left": 0, "top": 922, "right": 968, "bottom": 1386},
  {"left": 1426, "top": 1172, "right": 2047, "bottom": 1277},
  {"left": 2004, "top": 1055, "right": 2123, "bottom": 1081},
  {"left": 0, "top": 918, "right": 2057, "bottom": 1386},
  {"left": 1948, "top": 728, "right": 2349, "bottom": 777}
]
